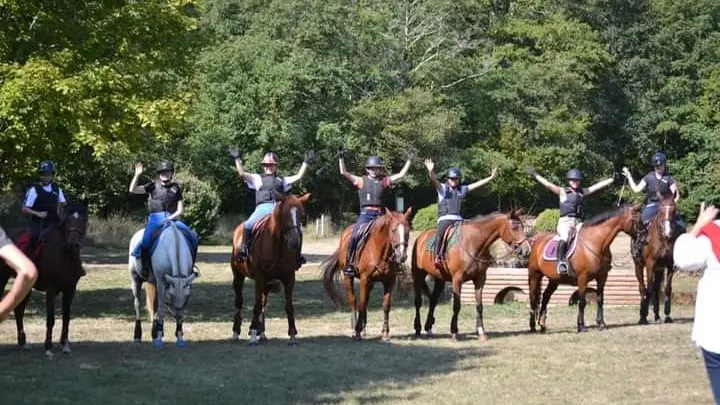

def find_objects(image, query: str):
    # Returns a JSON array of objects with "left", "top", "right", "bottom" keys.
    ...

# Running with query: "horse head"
[
  {"left": 501, "top": 208, "right": 529, "bottom": 256},
  {"left": 163, "top": 271, "right": 199, "bottom": 314},
  {"left": 657, "top": 193, "right": 676, "bottom": 239},
  {"left": 275, "top": 193, "right": 311, "bottom": 251},
  {"left": 61, "top": 201, "right": 89, "bottom": 248},
  {"left": 383, "top": 207, "right": 412, "bottom": 264}
]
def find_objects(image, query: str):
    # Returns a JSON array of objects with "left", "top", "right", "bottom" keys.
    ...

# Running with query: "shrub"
[
  {"left": 86, "top": 215, "right": 143, "bottom": 248},
  {"left": 534, "top": 208, "right": 560, "bottom": 233},
  {"left": 174, "top": 171, "right": 221, "bottom": 241},
  {"left": 412, "top": 204, "right": 438, "bottom": 230}
]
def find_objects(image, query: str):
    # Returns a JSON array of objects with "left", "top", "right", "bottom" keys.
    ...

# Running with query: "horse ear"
[
  {"left": 384, "top": 207, "right": 391, "bottom": 215},
  {"left": 515, "top": 207, "right": 525, "bottom": 216},
  {"left": 403, "top": 206, "right": 413, "bottom": 220},
  {"left": 298, "top": 193, "right": 311, "bottom": 204},
  {"left": 164, "top": 274, "right": 172, "bottom": 283}
]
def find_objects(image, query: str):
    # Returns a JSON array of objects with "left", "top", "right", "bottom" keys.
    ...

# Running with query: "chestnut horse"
[
  {"left": 321, "top": 208, "right": 412, "bottom": 340},
  {"left": 633, "top": 195, "right": 680, "bottom": 324},
  {"left": 230, "top": 193, "right": 310, "bottom": 346},
  {"left": 0, "top": 201, "right": 88, "bottom": 356},
  {"left": 527, "top": 204, "right": 641, "bottom": 333},
  {"left": 411, "top": 210, "right": 528, "bottom": 341}
]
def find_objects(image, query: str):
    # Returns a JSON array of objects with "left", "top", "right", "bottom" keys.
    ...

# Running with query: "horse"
[
  {"left": 230, "top": 193, "right": 311, "bottom": 346},
  {"left": 0, "top": 201, "right": 88, "bottom": 356},
  {"left": 527, "top": 203, "right": 641, "bottom": 333},
  {"left": 129, "top": 221, "right": 198, "bottom": 347},
  {"left": 321, "top": 207, "right": 412, "bottom": 341},
  {"left": 633, "top": 194, "right": 680, "bottom": 324},
  {"left": 411, "top": 209, "right": 528, "bottom": 341}
]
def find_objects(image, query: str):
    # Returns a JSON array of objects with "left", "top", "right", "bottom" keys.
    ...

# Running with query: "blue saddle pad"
[{"left": 135, "top": 225, "right": 195, "bottom": 256}]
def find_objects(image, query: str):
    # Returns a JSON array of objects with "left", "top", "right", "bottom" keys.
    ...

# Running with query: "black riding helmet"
[
  {"left": 566, "top": 169, "right": 582, "bottom": 180},
  {"left": 651, "top": 152, "right": 667, "bottom": 167},
  {"left": 156, "top": 161, "right": 175, "bottom": 173},
  {"left": 365, "top": 156, "right": 383, "bottom": 168},
  {"left": 447, "top": 167, "right": 462, "bottom": 179},
  {"left": 38, "top": 160, "right": 57, "bottom": 174}
]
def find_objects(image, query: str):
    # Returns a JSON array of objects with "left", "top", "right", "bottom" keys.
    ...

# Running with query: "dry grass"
[{"left": 0, "top": 243, "right": 713, "bottom": 405}]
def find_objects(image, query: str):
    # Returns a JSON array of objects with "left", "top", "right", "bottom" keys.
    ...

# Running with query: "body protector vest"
[
  {"left": 256, "top": 175, "right": 285, "bottom": 206},
  {"left": 358, "top": 176, "right": 386, "bottom": 208},
  {"left": 644, "top": 172, "right": 674, "bottom": 203},
  {"left": 31, "top": 183, "right": 60, "bottom": 224},
  {"left": 149, "top": 180, "right": 181, "bottom": 213},
  {"left": 438, "top": 185, "right": 467, "bottom": 216},
  {"left": 559, "top": 187, "right": 584, "bottom": 218}
]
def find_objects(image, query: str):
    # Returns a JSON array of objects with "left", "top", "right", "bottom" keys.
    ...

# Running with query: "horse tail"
[
  {"left": 321, "top": 249, "right": 343, "bottom": 308},
  {"left": 410, "top": 234, "right": 431, "bottom": 298}
]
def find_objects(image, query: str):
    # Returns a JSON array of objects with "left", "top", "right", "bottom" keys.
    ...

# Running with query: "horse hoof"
[
  {"left": 382, "top": 333, "right": 391, "bottom": 341},
  {"left": 288, "top": 338, "right": 298, "bottom": 347},
  {"left": 654, "top": 318, "right": 662, "bottom": 324},
  {"left": 249, "top": 341, "right": 258, "bottom": 347},
  {"left": 134, "top": 339, "right": 142, "bottom": 344},
  {"left": 62, "top": 345, "right": 72, "bottom": 355},
  {"left": 539, "top": 326, "right": 547, "bottom": 334},
  {"left": 352, "top": 334, "right": 362, "bottom": 341},
  {"left": 451, "top": 333, "right": 459, "bottom": 341},
  {"left": 176, "top": 339, "right": 186, "bottom": 348},
  {"left": 597, "top": 324, "right": 607, "bottom": 331},
  {"left": 639, "top": 318, "right": 649, "bottom": 325},
  {"left": 152, "top": 339, "right": 164, "bottom": 348},
  {"left": 45, "top": 350, "right": 54, "bottom": 358},
  {"left": 412, "top": 332, "right": 421, "bottom": 340},
  {"left": 664, "top": 317, "right": 674, "bottom": 324},
  {"left": 426, "top": 330, "right": 434, "bottom": 338},
  {"left": 478, "top": 334, "right": 489, "bottom": 342},
  {"left": 577, "top": 326, "right": 588, "bottom": 333},
  {"left": 231, "top": 333, "right": 239, "bottom": 341},
  {"left": 259, "top": 335, "right": 268, "bottom": 343}
]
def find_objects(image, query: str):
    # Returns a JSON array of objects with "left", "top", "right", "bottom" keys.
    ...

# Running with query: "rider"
[
  {"left": 20, "top": 160, "right": 68, "bottom": 256},
  {"left": 527, "top": 167, "right": 618, "bottom": 275},
  {"left": 338, "top": 147, "right": 412, "bottom": 275},
  {"left": 230, "top": 148, "right": 315, "bottom": 265},
  {"left": 129, "top": 161, "right": 199, "bottom": 279},
  {"left": 424, "top": 158, "right": 497, "bottom": 270},
  {"left": 0, "top": 224, "right": 38, "bottom": 324},
  {"left": 622, "top": 152, "right": 684, "bottom": 261}
]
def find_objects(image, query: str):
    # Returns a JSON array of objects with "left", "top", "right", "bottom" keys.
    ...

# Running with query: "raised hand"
[
  {"left": 424, "top": 158, "right": 434, "bottom": 172},
  {"left": 304, "top": 150, "right": 317, "bottom": 164},
  {"left": 336, "top": 146, "right": 347, "bottom": 158},
  {"left": 228, "top": 147, "right": 242, "bottom": 160},
  {"left": 134, "top": 163, "right": 144, "bottom": 177},
  {"left": 525, "top": 166, "right": 537, "bottom": 177},
  {"left": 491, "top": 167, "right": 498, "bottom": 178}
]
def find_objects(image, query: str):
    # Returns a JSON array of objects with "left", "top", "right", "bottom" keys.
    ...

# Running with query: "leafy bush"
[
  {"left": 534, "top": 208, "right": 560, "bottom": 233},
  {"left": 174, "top": 171, "right": 221, "bottom": 241},
  {"left": 86, "top": 215, "right": 143, "bottom": 248},
  {"left": 412, "top": 204, "right": 438, "bottom": 230}
]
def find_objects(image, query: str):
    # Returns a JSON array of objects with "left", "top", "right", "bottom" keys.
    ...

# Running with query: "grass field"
[{"left": 0, "top": 244, "right": 714, "bottom": 405}]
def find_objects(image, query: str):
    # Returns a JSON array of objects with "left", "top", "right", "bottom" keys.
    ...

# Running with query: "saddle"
[
  {"left": 424, "top": 222, "right": 463, "bottom": 258},
  {"left": 241, "top": 215, "right": 271, "bottom": 255},
  {"left": 541, "top": 224, "right": 583, "bottom": 262},
  {"left": 348, "top": 220, "right": 377, "bottom": 266},
  {"left": 14, "top": 230, "right": 48, "bottom": 260}
]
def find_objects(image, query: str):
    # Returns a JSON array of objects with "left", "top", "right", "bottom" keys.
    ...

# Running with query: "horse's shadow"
[
  {"left": 81, "top": 249, "right": 330, "bottom": 266},
  {"left": 0, "top": 336, "right": 494, "bottom": 405}
]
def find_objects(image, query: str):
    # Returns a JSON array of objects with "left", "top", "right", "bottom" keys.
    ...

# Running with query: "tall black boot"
[
  {"left": 140, "top": 248, "right": 152, "bottom": 280},
  {"left": 237, "top": 227, "right": 252, "bottom": 261},
  {"left": 633, "top": 227, "right": 647, "bottom": 264},
  {"left": 344, "top": 235, "right": 357, "bottom": 276},
  {"left": 556, "top": 240, "right": 568, "bottom": 275},
  {"left": 297, "top": 233, "right": 306, "bottom": 269}
]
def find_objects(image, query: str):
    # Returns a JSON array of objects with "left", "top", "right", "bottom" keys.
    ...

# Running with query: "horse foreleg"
[
  {"left": 538, "top": 280, "right": 559, "bottom": 333},
  {"left": 412, "top": 268, "right": 425, "bottom": 338},
  {"left": 44, "top": 288, "right": 57, "bottom": 356},
  {"left": 146, "top": 283, "right": 157, "bottom": 336},
  {"left": 664, "top": 268, "right": 674, "bottom": 323},
  {"left": 343, "top": 275, "right": 357, "bottom": 334},
  {"left": 231, "top": 273, "right": 246, "bottom": 340},
  {"left": 259, "top": 283, "right": 271, "bottom": 342},
  {"left": 60, "top": 284, "right": 77, "bottom": 355},
  {"left": 381, "top": 277, "right": 395, "bottom": 341},
  {"left": 174, "top": 311, "right": 186, "bottom": 347},
  {"left": 473, "top": 271, "right": 488, "bottom": 341},
  {"left": 576, "top": 275, "right": 589, "bottom": 333},
  {"left": 651, "top": 265, "right": 663, "bottom": 323},
  {"left": 284, "top": 275, "right": 298, "bottom": 345},
  {"left": 635, "top": 261, "right": 649, "bottom": 324},
  {"left": 249, "top": 280, "right": 264, "bottom": 347},
  {"left": 425, "top": 278, "right": 445, "bottom": 337},
  {"left": 14, "top": 291, "right": 31, "bottom": 348},
  {"left": 528, "top": 270, "right": 542, "bottom": 333},
  {"left": 595, "top": 272, "right": 608, "bottom": 331},
  {"left": 152, "top": 282, "right": 166, "bottom": 348},
  {"left": 355, "top": 277, "right": 372, "bottom": 340},
  {"left": 450, "top": 275, "right": 463, "bottom": 341},
  {"left": 131, "top": 273, "right": 144, "bottom": 342}
]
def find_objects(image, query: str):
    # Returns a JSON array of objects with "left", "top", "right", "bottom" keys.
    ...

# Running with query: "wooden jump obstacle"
[{"left": 451, "top": 267, "right": 639, "bottom": 306}]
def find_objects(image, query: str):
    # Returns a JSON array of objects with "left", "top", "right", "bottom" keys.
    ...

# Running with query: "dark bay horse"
[
  {"left": 230, "top": 193, "right": 310, "bottom": 346},
  {"left": 0, "top": 201, "right": 88, "bottom": 356},
  {"left": 527, "top": 204, "right": 641, "bottom": 333},
  {"left": 321, "top": 208, "right": 412, "bottom": 340},
  {"left": 634, "top": 195, "right": 680, "bottom": 324},
  {"left": 411, "top": 210, "right": 528, "bottom": 341}
]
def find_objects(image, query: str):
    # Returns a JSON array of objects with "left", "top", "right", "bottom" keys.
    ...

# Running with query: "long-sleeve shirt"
[{"left": 673, "top": 222, "right": 720, "bottom": 354}]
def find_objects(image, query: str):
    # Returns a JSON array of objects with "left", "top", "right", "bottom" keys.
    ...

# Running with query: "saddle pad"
[
  {"left": 424, "top": 223, "right": 462, "bottom": 253},
  {"left": 14, "top": 231, "right": 45, "bottom": 258},
  {"left": 133, "top": 225, "right": 195, "bottom": 256},
  {"left": 251, "top": 215, "right": 271, "bottom": 237},
  {"left": 352, "top": 221, "right": 376, "bottom": 259},
  {"left": 541, "top": 224, "right": 583, "bottom": 261}
]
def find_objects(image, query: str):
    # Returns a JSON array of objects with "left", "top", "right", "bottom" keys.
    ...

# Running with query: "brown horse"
[
  {"left": 321, "top": 207, "right": 412, "bottom": 340},
  {"left": 0, "top": 201, "right": 88, "bottom": 356},
  {"left": 633, "top": 195, "right": 680, "bottom": 324},
  {"left": 230, "top": 193, "right": 310, "bottom": 346},
  {"left": 411, "top": 210, "right": 528, "bottom": 341},
  {"left": 527, "top": 204, "right": 641, "bottom": 333}
]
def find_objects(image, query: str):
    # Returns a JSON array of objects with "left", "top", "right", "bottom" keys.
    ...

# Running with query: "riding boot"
[
  {"left": 434, "top": 242, "right": 444, "bottom": 270},
  {"left": 556, "top": 241, "right": 568, "bottom": 275},
  {"left": 633, "top": 227, "right": 647, "bottom": 264},
  {"left": 140, "top": 248, "right": 152, "bottom": 280},
  {"left": 344, "top": 236, "right": 356, "bottom": 276},
  {"left": 297, "top": 233, "right": 306, "bottom": 269},
  {"left": 237, "top": 227, "right": 252, "bottom": 261}
]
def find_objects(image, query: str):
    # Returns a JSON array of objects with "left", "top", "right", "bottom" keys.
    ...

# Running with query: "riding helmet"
[
  {"left": 262, "top": 152, "right": 279, "bottom": 165},
  {"left": 38, "top": 160, "right": 57, "bottom": 174},
  {"left": 566, "top": 169, "right": 582, "bottom": 180},
  {"left": 651, "top": 152, "right": 667, "bottom": 167},
  {"left": 365, "top": 156, "right": 383, "bottom": 168},
  {"left": 447, "top": 167, "right": 462, "bottom": 179},
  {"left": 156, "top": 161, "right": 175, "bottom": 173}
]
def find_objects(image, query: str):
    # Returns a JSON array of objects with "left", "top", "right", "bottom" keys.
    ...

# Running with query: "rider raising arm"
[{"left": 0, "top": 226, "right": 38, "bottom": 323}]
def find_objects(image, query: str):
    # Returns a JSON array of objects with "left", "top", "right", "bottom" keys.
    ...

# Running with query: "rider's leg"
[
  {"left": 134, "top": 212, "right": 166, "bottom": 278},
  {"left": 172, "top": 220, "right": 199, "bottom": 264},
  {"left": 345, "top": 210, "right": 375, "bottom": 275},
  {"left": 26, "top": 219, "right": 43, "bottom": 255},
  {"left": 434, "top": 219, "right": 454, "bottom": 268},
  {"left": 634, "top": 204, "right": 658, "bottom": 262},
  {"left": 556, "top": 217, "right": 572, "bottom": 275},
  {"left": 238, "top": 202, "right": 275, "bottom": 260}
]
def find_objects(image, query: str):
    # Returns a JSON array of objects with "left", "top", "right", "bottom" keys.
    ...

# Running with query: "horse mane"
[
  {"left": 469, "top": 212, "right": 507, "bottom": 224},
  {"left": 584, "top": 204, "right": 632, "bottom": 226}
]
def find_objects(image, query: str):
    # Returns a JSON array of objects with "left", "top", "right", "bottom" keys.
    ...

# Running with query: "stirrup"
[
  {"left": 556, "top": 260, "right": 568, "bottom": 275},
  {"left": 343, "top": 264, "right": 355, "bottom": 276}
]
